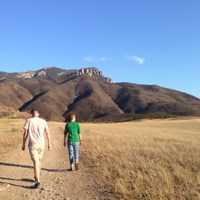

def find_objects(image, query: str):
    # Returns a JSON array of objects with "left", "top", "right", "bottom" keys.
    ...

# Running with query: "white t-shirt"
[{"left": 23, "top": 117, "right": 49, "bottom": 147}]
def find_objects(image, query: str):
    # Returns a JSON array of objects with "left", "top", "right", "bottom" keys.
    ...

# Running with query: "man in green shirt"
[{"left": 64, "top": 113, "right": 81, "bottom": 171}]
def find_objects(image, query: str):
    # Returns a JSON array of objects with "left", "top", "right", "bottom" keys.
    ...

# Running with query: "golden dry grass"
[
  {"left": 0, "top": 119, "right": 25, "bottom": 154},
  {"left": 81, "top": 119, "right": 200, "bottom": 200},
  {"left": 0, "top": 118, "right": 199, "bottom": 199}
]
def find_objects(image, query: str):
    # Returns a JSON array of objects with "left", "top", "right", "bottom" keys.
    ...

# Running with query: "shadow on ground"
[{"left": 0, "top": 162, "right": 67, "bottom": 172}]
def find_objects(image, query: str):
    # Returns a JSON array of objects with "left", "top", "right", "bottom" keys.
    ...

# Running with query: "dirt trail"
[{"left": 0, "top": 126, "right": 102, "bottom": 200}]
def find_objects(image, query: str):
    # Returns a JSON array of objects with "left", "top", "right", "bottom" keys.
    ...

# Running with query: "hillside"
[{"left": 0, "top": 67, "right": 200, "bottom": 121}]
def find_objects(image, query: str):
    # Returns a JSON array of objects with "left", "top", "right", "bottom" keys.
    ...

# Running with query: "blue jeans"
[{"left": 68, "top": 142, "right": 79, "bottom": 166}]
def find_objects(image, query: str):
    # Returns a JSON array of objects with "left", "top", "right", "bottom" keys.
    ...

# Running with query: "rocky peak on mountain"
[
  {"left": 76, "top": 68, "right": 112, "bottom": 83},
  {"left": 79, "top": 67, "right": 102, "bottom": 75},
  {"left": 0, "top": 67, "right": 112, "bottom": 83},
  {"left": 16, "top": 67, "right": 51, "bottom": 78}
]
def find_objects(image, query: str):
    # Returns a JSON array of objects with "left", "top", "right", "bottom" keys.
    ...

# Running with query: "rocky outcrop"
[
  {"left": 17, "top": 71, "right": 35, "bottom": 78},
  {"left": 76, "top": 68, "right": 112, "bottom": 83},
  {"left": 16, "top": 67, "right": 51, "bottom": 78},
  {"left": 104, "top": 77, "right": 112, "bottom": 84},
  {"left": 61, "top": 67, "right": 112, "bottom": 83},
  {"left": 79, "top": 68, "right": 103, "bottom": 76}
]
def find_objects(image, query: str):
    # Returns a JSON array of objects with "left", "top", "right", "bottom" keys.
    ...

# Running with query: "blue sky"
[{"left": 0, "top": 0, "right": 200, "bottom": 98}]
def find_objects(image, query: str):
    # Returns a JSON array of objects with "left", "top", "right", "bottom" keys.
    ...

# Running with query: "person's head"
[
  {"left": 68, "top": 113, "right": 76, "bottom": 122},
  {"left": 31, "top": 109, "right": 39, "bottom": 117}
]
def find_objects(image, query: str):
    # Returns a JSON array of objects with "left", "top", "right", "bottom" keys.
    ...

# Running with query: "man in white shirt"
[{"left": 22, "top": 109, "right": 51, "bottom": 189}]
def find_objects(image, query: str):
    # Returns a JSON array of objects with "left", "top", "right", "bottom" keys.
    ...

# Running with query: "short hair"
[
  {"left": 31, "top": 109, "right": 39, "bottom": 115},
  {"left": 68, "top": 113, "right": 76, "bottom": 122}
]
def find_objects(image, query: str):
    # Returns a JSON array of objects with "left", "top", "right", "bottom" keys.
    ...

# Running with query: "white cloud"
[
  {"left": 83, "top": 56, "right": 94, "bottom": 62},
  {"left": 126, "top": 55, "right": 145, "bottom": 65},
  {"left": 97, "top": 57, "right": 109, "bottom": 62},
  {"left": 83, "top": 56, "right": 110, "bottom": 62}
]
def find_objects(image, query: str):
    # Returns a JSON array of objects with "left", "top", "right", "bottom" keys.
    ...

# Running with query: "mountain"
[{"left": 0, "top": 67, "right": 200, "bottom": 121}]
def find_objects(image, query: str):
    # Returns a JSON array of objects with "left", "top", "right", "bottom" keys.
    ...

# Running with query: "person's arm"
[
  {"left": 79, "top": 133, "right": 82, "bottom": 146},
  {"left": 64, "top": 134, "right": 67, "bottom": 147},
  {"left": 22, "top": 129, "right": 28, "bottom": 151},
  {"left": 64, "top": 124, "right": 68, "bottom": 147},
  {"left": 44, "top": 121, "right": 51, "bottom": 150},
  {"left": 78, "top": 123, "right": 82, "bottom": 145},
  {"left": 45, "top": 130, "right": 51, "bottom": 150}
]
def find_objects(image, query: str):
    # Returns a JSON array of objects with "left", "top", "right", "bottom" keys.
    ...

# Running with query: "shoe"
[
  {"left": 33, "top": 182, "right": 41, "bottom": 189},
  {"left": 75, "top": 162, "right": 79, "bottom": 170},
  {"left": 70, "top": 164, "right": 74, "bottom": 171}
]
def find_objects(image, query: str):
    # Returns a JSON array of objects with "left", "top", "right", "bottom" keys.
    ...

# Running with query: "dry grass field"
[
  {"left": 0, "top": 119, "right": 24, "bottom": 154},
  {"left": 81, "top": 118, "right": 200, "bottom": 200},
  {"left": 0, "top": 118, "right": 200, "bottom": 199}
]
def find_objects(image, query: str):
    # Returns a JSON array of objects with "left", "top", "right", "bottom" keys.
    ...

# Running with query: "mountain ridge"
[
  {"left": 0, "top": 67, "right": 200, "bottom": 121},
  {"left": 0, "top": 67, "right": 112, "bottom": 84}
]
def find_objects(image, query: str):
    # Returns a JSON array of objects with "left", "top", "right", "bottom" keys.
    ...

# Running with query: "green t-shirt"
[{"left": 64, "top": 122, "right": 80, "bottom": 142}]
